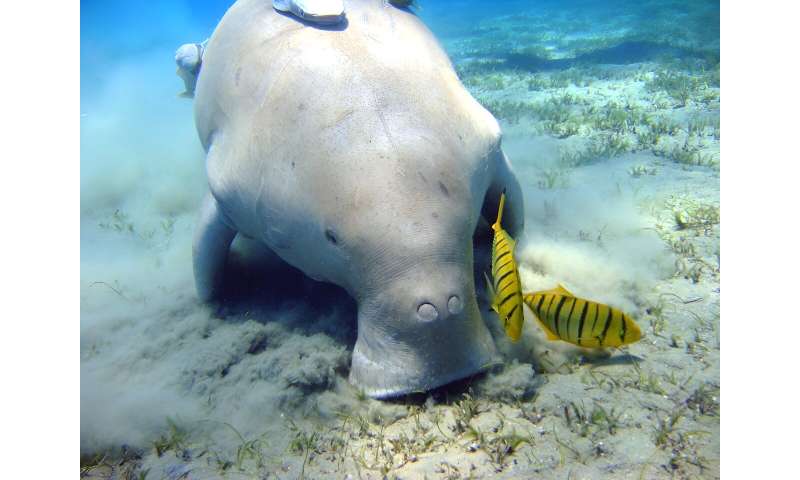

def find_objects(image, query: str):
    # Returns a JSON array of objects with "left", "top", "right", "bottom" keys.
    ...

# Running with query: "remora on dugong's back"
[{"left": 191, "top": 0, "right": 524, "bottom": 398}]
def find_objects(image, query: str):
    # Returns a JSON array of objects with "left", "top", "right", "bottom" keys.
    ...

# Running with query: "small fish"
[
  {"left": 485, "top": 191, "right": 525, "bottom": 341},
  {"left": 522, "top": 285, "right": 642, "bottom": 348}
]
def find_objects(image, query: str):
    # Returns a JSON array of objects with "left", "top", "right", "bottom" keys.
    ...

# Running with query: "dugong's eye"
[{"left": 325, "top": 228, "right": 339, "bottom": 245}]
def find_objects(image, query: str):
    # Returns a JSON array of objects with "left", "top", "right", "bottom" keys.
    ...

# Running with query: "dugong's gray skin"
[{"left": 192, "top": 0, "right": 524, "bottom": 398}]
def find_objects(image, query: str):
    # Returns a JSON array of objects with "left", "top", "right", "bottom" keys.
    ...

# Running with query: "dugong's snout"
[{"left": 349, "top": 264, "right": 499, "bottom": 398}]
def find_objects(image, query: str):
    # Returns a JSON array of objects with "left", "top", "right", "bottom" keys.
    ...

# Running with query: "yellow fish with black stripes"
[
  {"left": 522, "top": 285, "right": 642, "bottom": 348},
  {"left": 484, "top": 191, "right": 525, "bottom": 342}
]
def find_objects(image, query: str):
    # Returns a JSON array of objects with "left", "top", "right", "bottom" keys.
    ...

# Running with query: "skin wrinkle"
[
  {"left": 354, "top": 199, "right": 472, "bottom": 290},
  {"left": 253, "top": 153, "right": 269, "bottom": 225},
  {"left": 358, "top": 294, "right": 424, "bottom": 373},
  {"left": 373, "top": 97, "right": 397, "bottom": 152},
  {"left": 370, "top": 252, "right": 463, "bottom": 287}
]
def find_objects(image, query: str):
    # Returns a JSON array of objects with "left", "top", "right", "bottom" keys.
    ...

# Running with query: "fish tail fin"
[{"left": 492, "top": 190, "right": 506, "bottom": 232}]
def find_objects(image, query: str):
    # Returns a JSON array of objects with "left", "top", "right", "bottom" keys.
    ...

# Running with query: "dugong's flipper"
[
  {"left": 175, "top": 41, "right": 207, "bottom": 98},
  {"left": 193, "top": 192, "right": 237, "bottom": 301}
]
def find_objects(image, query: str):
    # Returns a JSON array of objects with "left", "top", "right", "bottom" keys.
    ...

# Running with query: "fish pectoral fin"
[
  {"left": 506, "top": 329, "right": 521, "bottom": 343},
  {"left": 499, "top": 313, "right": 509, "bottom": 327},
  {"left": 483, "top": 272, "right": 496, "bottom": 298},
  {"left": 528, "top": 309, "right": 560, "bottom": 341},
  {"left": 541, "top": 325, "right": 560, "bottom": 341},
  {"left": 483, "top": 272, "right": 498, "bottom": 314}
]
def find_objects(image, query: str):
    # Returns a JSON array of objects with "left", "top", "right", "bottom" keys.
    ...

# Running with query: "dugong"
[{"left": 192, "top": 0, "right": 524, "bottom": 398}]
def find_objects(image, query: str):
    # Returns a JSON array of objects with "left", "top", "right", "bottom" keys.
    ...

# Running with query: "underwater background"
[{"left": 80, "top": 0, "right": 720, "bottom": 478}]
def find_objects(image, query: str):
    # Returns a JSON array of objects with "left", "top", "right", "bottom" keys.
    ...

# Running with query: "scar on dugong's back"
[{"left": 323, "top": 109, "right": 356, "bottom": 130}]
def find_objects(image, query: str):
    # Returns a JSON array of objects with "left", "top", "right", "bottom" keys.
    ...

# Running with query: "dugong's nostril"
[
  {"left": 448, "top": 295, "right": 463, "bottom": 315},
  {"left": 417, "top": 303, "right": 439, "bottom": 322}
]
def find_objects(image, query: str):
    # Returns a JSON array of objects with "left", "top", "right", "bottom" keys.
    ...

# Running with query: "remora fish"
[
  {"left": 485, "top": 191, "right": 525, "bottom": 341},
  {"left": 522, "top": 285, "right": 642, "bottom": 348}
]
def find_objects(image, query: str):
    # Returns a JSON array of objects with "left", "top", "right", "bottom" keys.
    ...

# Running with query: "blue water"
[
  {"left": 81, "top": 0, "right": 719, "bottom": 93},
  {"left": 81, "top": 1, "right": 719, "bottom": 477}
]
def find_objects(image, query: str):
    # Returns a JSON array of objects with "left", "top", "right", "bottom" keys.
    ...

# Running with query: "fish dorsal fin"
[
  {"left": 528, "top": 284, "right": 575, "bottom": 298},
  {"left": 492, "top": 191, "right": 506, "bottom": 232},
  {"left": 554, "top": 283, "right": 575, "bottom": 297}
]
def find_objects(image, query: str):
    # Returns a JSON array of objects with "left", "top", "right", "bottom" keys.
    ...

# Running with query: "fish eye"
[{"left": 325, "top": 228, "right": 339, "bottom": 245}]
